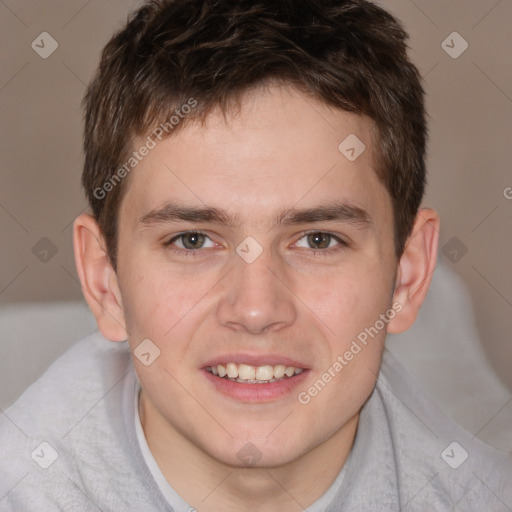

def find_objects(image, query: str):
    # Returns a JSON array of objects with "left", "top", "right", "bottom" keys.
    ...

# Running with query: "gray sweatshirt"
[{"left": 1, "top": 331, "right": 511, "bottom": 511}]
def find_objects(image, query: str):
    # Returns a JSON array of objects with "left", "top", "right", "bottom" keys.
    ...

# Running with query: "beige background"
[{"left": 0, "top": 0, "right": 511, "bottom": 399}]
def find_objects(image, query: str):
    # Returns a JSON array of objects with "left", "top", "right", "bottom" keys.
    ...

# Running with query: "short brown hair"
[{"left": 82, "top": 0, "right": 427, "bottom": 271}]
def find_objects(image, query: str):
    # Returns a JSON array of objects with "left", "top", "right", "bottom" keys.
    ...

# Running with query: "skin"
[{"left": 73, "top": 84, "right": 439, "bottom": 512}]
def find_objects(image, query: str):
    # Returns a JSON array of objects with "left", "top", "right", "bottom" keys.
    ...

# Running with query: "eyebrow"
[{"left": 138, "top": 200, "right": 372, "bottom": 228}]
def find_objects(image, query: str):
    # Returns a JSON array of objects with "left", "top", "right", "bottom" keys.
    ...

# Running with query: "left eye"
[
  {"left": 167, "top": 231, "right": 216, "bottom": 250},
  {"left": 295, "top": 232, "right": 343, "bottom": 250}
]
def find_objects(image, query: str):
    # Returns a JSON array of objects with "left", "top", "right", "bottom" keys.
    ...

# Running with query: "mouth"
[
  {"left": 205, "top": 362, "right": 304, "bottom": 383},
  {"left": 202, "top": 360, "right": 309, "bottom": 403}
]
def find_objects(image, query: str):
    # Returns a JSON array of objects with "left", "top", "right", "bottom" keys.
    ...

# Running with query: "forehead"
[{"left": 120, "top": 85, "right": 391, "bottom": 228}]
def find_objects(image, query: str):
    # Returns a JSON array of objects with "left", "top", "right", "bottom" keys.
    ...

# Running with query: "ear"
[
  {"left": 73, "top": 213, "right": 128, "bottom": 342},
  {"left": 387, "top": 208, "right": 440, "bottom": 334}
]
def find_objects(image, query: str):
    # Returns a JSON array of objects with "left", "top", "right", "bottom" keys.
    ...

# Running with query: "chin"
[{"left": 204, "top": 434, "right": 307, "bottom": 469}]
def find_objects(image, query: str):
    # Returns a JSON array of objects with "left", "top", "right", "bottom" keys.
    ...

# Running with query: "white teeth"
[
  {"left": 255, "top": 365, "right": 273, "bottom": 381},
  {"left": 226, "top": 363, "right": 238, "bottom": 379},
  {"left": 207, "top": 362, "right": 305, "bottom": 382},
  {"left": 285, "top": 367, "right": 295, "bottom": 377},
  {"left": 273, "top": 364, "right": 286, "bottom": 379},
  {"left": 238, "top": 364, "right": 256, "bottom": 380}
]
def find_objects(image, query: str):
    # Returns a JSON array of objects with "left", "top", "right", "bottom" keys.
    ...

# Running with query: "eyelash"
[
  {"left": 164, "top": 230, "right": 213, "bottom": 258},
  {"left": 294, "top": 230, "right": 348, "bottom": 257},
  {"left": 163, "top": 230, "right": 348, "bottom": 257}
]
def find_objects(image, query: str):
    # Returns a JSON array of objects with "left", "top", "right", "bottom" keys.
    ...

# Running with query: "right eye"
[{"left": 165, "top": 231, "right": 216, "bottom": 249}]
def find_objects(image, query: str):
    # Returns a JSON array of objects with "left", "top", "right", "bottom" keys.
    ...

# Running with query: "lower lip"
[{"left": 202, "top": 369, "right": 309, "bottom": 403}]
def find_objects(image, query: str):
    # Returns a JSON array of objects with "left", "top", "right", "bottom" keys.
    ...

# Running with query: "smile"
[
  {"left": 202, "top": 361, "right": 309, "bottom": 403},
  {"left": 205, "top": 363, "right": 304, "bottom": 383}
]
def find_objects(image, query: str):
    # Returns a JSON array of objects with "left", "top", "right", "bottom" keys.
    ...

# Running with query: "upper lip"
[{"left": 202, "top": 353, "right": 309, "bottom": 369}]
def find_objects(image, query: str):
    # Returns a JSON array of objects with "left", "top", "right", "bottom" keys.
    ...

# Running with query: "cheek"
[
  {"left": 120, "top": 259, "right": 207, "bottom": 342},
  {"left": 297, "top": 264, "right": 391, "bottom": 342}
]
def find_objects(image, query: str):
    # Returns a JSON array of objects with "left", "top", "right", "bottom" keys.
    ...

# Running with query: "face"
[{"left": 115, "top": 85, "right": 398, "bottom": 467}]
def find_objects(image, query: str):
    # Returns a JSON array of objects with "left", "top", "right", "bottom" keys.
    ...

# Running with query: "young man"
[{"left": 1, "top": 0, "right": 511, "bottom": 510}]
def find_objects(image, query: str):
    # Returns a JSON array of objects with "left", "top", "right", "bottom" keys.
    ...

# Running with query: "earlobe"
[
  {"left": 387, "top": 208, "right": 440, "bottom": 334},
  {"left": 73, "top": 213, "right": 128, "bottom": 342}
]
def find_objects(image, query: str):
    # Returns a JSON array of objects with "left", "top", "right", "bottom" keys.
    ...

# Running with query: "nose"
[{"left": 216, "top": 245, "right": 297, "bottom": 334}]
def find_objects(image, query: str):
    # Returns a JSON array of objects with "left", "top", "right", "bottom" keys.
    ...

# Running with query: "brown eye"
[
  {"left": 293, "top": 231, "right": 347, "bottom": 255},
  {"left": 307, "top": 232, "right": 332, "bottom": 249}
]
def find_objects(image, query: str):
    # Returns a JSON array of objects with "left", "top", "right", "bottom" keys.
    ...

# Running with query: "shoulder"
[
  {"left": 0, "top": 332, "right": 137, "bottom": 510},
  {"left": 1, "top": 331, "right": 131, "bottom": 438},
  {"left": 376, "top": 349, "right": 512, "bottom": 511}
]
